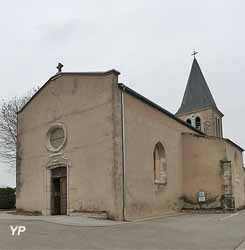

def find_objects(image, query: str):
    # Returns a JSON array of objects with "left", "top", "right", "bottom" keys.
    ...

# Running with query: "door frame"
[
  {"left": 51, "top": 168, "right": 67, "bottom": 215},
  {"left": 46, "top": 156, "right": 70, "bottom": 216}
]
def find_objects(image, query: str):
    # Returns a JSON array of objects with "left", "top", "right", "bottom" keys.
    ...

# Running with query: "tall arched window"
[
  {"left": 219, "top": 119, "right": 222, "bottom": 137},
  {"left": 153, "top": 142, "right": 167, "bottom": 184},
  {"left": 215, "top": 117, "right": 218, "bottom": 136},
  {"left": 217, "top": 118, "right": 220, "bottom": 137},
  {"left": 186, "top": 119, "right": 192, "bottom": 125},
  {"left": 195, "top": 117, "right": 201, "bottom": 130}
]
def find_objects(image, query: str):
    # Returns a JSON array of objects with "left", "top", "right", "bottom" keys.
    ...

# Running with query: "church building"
[{"left": 16, "top": 57, "right": 245, "bottom": 221}]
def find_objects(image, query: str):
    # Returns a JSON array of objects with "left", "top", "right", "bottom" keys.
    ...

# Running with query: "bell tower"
[{"left": 176, "top": 54, "right": 223, "bottom": 137}]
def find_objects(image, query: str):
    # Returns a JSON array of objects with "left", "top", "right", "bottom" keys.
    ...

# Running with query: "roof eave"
[
  {"left": 118, "top": 83, "right": 205, "bottom": 135},
  {"left": 176, "top": 105, "right": 224, "bottom": 117},
  {"left": 224, "top": 138, "right": 244, "bottom": 152}
]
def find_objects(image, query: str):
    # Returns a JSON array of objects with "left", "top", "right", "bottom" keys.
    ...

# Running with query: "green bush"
[{"left": 0, "top": 187, "right": 16, "bottom": 209}]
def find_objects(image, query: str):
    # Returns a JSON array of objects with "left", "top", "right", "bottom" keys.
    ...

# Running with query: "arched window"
[
  {"left": 153, "top": 142, "right": 167, "bottom": 184},
  {"left": 215, "top": 117, "right": 218, "bottom": 136},
  {"left": 217, "top": 118, "right": 220, "bottom": 137},
  {"left": 219, "top": 119, "right": 222, "bottom": 137},
  {"left": 215, "top": 117, "right": 222, "bottom": 137},
  {"left": 195, "top": 117, "right": 201, "bottom": 130},
  {"left": 186, "top": 119, "right": 192, "bottom": 125}
]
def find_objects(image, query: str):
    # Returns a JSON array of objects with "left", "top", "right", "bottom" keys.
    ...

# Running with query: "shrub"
[{"left": 0, "top": 187, "right": 16, "bottom": 209}]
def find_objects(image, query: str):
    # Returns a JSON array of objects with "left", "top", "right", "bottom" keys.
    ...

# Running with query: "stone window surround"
[
  {"left": 153, "top": 142, "right": 167, "bottom": 185},
  {"left": 46, "top": 123, "right": 67, "bottom": 153}
]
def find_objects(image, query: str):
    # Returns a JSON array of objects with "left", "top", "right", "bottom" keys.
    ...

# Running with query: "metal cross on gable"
[
  {"left": 191, "top": 49, "right": 198, "bottom": 58},
  {"left": 56, "top": 62, "right": 64, "bottom": 73}
]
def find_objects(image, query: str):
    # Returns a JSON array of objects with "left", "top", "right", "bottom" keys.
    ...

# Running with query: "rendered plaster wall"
[
  {"left": 16, "top": 72, "right": 123, "bottom": 220},
  {"left": 123, "top": 92, "right": 199, "bottom": 220},
  {"left": 182, "top": 133, "right": 245, "bottom": 209}
]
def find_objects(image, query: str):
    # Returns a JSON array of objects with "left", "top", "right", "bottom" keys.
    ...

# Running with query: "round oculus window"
[
  {"left": 47, "top": 124, "right": 67, "bottom": 152},
  {"left": 50, "top": 128, "right": 65, "bottom": 149}
]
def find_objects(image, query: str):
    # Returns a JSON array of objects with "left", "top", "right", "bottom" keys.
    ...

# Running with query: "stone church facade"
[{"left": 16, "top": 58, "right": 245, "bottom": 221}]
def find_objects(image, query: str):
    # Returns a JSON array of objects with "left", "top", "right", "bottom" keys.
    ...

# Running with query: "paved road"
[{"left": 1, "top": 211, "right": 245, "bottom": 249}]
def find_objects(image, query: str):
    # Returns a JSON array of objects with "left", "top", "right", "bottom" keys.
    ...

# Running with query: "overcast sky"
[{"left": 1, "top": 0, "right": 245, "bottom": 187}]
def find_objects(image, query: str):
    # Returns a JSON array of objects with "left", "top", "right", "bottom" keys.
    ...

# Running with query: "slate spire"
[{"left": 176, "top": 58, "right": 217, "bottom": 115}]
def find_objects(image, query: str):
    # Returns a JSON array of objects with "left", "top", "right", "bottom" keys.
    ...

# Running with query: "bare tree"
[{"left": 0, "top": 89, "right": 38, "bottom": 168}]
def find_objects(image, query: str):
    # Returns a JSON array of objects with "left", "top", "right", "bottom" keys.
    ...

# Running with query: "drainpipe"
[{"left": 121, "top": 86, "right": 127, "bottom": 221}]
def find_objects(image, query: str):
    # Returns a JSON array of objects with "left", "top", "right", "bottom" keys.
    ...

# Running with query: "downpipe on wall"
[{"left": 121, "top": 86, "right": 127, "bottom": 221}]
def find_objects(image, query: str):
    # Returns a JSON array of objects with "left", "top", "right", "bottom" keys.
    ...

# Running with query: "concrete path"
[
  {"left": 0, "top": 210, "right": 181, "bottom": 226},
  {"left": 0, "top": 210, "right": 245, "bottom": 249},
  {"left": 0, "top": 212, "right": 124, "bottom": 227}
]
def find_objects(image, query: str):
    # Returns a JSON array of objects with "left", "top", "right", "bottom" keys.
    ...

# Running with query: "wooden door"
[
  {"left": 51, "top": 167, "right": 67, "bottom": 215},
  {"left": 60, "top": 177, "right": 67, "bottom": 215},
  {"left": 52, "top": 178, "right": 61, "bottom": 215}
]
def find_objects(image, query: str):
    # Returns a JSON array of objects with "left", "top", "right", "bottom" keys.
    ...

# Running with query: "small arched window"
[
  {"left": 195, "top": 117, "right": 201, "bottom": 130},
  {"left": 186, "top": 119, "right": 192, "bottom": 125},
  {"left": 153, "top": 142, "right": 167, "bottom": 184}
]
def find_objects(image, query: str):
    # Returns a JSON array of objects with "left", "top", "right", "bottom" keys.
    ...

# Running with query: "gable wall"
[{"left": 16, "top": 73, "right": 123, "bottom": 219}]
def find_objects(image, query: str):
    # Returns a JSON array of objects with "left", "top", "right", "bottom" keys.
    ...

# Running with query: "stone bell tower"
[{"left": 176, "top": 55, "right": 223, "bottom": 137}]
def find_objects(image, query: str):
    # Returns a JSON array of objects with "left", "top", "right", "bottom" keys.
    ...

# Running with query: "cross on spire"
[
  {"left": 191, "top": 49, "right": 198, "bottom": 58},
  {"left": 177, "top": 53, "right": 217, "bottom": 116},
  {"left": 56, "top": 62, "right": 64, "bottom": 73}
]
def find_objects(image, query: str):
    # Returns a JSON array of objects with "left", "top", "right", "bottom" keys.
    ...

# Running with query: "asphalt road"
[{"left": 1, "top": 211, "right": 245, "bottom": 250}]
